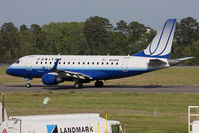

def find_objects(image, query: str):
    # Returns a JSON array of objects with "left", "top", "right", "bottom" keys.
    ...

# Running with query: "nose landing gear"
[{"left": 25, "top": 78, "right": 32, "bottom": 88}]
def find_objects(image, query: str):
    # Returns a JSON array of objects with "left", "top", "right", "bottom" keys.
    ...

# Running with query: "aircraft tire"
[
  {"left": 26, "top": 83, "right": 32, "bottom": 88},
  {"left": 74, "top": 83, "right": 83, "bottom": 89},
  {"left": 95, "top": 81, "right": 103, "bottom": 87}
]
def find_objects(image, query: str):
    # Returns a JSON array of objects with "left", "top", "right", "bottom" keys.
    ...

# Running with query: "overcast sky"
[{"left": 0, "top": 0, "right": 198, "bottom": 29}]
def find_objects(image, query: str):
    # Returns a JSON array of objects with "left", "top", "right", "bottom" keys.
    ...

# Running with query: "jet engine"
[{"left": 42, "top": 73, "right": 63, "bottom": 85}]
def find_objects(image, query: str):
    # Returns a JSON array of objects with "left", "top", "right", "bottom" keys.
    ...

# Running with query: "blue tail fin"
[{"left": 133, "top": 19, "right": 177, "bottom": 58}]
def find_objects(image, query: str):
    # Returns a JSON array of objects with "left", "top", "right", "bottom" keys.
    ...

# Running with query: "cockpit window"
[
  {"left": 15, "top": 60, "right": 20, "bottom": 64},
  {"left": 111, "top": 125, "right": 119, "bottom": 133}
]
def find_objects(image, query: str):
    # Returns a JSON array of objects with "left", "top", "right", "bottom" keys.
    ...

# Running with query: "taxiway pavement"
[{"left": 0, "top": 84, "right": 199, "bottom": 93}]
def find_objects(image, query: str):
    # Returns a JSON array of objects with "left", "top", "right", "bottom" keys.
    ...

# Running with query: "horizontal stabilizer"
[
  {"left": 175, "top": 57, "right": 194, "bottom": 61},
  {"left": 168, "top": 57, "right": 194, "bottom": 66}
]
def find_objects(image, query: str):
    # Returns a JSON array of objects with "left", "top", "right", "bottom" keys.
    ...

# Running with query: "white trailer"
[{"left": 0, "top": 103, "right": 124, "bottom": 133}]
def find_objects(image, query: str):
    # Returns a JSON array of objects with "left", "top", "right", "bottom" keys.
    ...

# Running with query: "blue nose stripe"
[
  {"left": 6, "top": 67, "right": 16, "bottom": 76},
  {"left": 6, "top": 68, "right": 11, "bottom": 75}
]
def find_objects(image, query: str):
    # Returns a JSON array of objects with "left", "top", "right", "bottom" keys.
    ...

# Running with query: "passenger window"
[
  {"left": 59, "top": 62, "right": 61, "bottom": 64},
  {"left": 41, "top": 62, "right": 43, "bottom": 64},
  {"left": 87, "top": 62, "right": 90, "bottom": 65},
  {"left": 92, "top": 62, "right": 94, "bottom": 65},
  {"left": 45, "top": 62, "right": 47, "bottom": 64},
  {"left": 102, "top": 62, "right": 104, "bottom": 65},
  {"left": 83, "top": 62, "right": 85, "bottom": 65},
  {"left": 73, "top": 62, "right": 75, "bottom": 64},
  {"left": 116, "top": 62, "right": 118, "bottom": 65},
  {"left": 78, "top": 62, "right": 80, "bottom": 65},
  {"left": 68, "top": 62, "right": 70, "bottom": 65},
  {"left": 50, "top": 62, "right": 52, "bottom": 64},
  {"left": 36, "top": 62, "right": 38, "bottom": 64},
  {"left": 97, "top": 62, "right": 99, "bottom": 65},
  {"left": 111, "top": 62, "right": 113, "bottom": 65},
  {"left": 106, "top": 62, "right": 109, "bottom": 65},
  {"left": 63, "top": 62, "right": 65, "bottom": 64}
]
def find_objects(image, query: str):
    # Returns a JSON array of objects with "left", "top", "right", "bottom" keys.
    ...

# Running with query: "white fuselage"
[{"left": 7, "top": 55, "right": 169, "bottom": 80}]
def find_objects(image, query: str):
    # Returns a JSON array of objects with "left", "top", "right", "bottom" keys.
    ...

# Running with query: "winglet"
[{"left": 52, "top": 59, "right": 60, "bottom": 70}]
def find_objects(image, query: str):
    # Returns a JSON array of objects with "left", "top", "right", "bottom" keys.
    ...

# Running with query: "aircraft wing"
[
  {"left": 52, "top": 69, "right": 92, "bottom": 81},
  {"left": 48, "top": 59, "right": 92, "bottom": 82}
]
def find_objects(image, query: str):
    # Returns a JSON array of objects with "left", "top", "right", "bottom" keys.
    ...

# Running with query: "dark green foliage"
[
  {"left": 83, "top": 16, "right": 112, "bottom": 55},
  {"left": 170, "top": 17, "right": 199, "bottom": 65},
  {"left": 115, "top": 20, "right": 128, "bottom": 34},
  {"left": 42, "top": 22, "right": 89, "bottom": 55},
  {"left": 0, "top": 22, "right": 20, "bottom": 62},
  {"left": 19, "top": 24, "right": 28, "bottom": 31},
  {"left": 0, "top": 16, "right": 199, "bottom": 65}
]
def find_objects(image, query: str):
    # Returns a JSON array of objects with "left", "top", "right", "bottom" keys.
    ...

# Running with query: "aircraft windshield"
[
  {"left": 15, "top": 60, "right": 20, "bottom": 64},
  {"left": 111, "top": 125, "right": 120, "bottom": 133}
]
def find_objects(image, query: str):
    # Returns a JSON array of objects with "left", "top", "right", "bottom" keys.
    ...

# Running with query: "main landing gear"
[
  {"left": 74, "top": 82, "right": 83, "bottom": 89},
  {"left": 95, "top": 80, "right": 104, "bottom": 87}
]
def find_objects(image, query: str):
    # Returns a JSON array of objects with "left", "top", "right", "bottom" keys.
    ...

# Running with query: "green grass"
[
  {"left": 1, "top": 67, "right": 199, "bottom": 85},
  {"left": 3, "top": 92, "right": 199, "bottom": 133}
]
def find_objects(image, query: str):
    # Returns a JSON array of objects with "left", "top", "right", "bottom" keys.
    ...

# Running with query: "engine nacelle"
[{"left": 42, "top": 73, "right": 63, "bottom": 85}]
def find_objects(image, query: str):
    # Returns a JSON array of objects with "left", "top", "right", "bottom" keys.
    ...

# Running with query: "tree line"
[{"left": 0, "top": 16, "right": 198, "bottom": 65}]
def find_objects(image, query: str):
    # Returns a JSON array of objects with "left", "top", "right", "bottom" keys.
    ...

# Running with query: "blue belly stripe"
[{"left": 6, "top": 67, "right": 154, "bottom": 80}]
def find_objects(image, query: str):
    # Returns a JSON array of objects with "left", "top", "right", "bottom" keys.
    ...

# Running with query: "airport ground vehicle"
[{"left": 0, "top": 104, "right": 124, "bottom": 133}]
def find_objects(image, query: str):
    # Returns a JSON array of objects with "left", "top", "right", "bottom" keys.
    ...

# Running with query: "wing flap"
[{"left": 51, "top": 69, "right": 92, "bottom": 81}]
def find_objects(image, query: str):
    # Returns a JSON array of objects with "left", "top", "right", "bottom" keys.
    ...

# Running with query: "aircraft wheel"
[
  {"left": 95, "top": 81, "right": 104, "bottom": 87},
  {"left": 74, "top": 83, "right": 83, "bottom": 89},
  {"left": 26, "top": 83, "right": 32, "bottom": 88}
]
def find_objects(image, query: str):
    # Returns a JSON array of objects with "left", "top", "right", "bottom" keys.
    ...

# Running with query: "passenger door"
[
  {"left": 26, "top": 56, "right": 34, "bottom": 71},
  {"left": 122, "top": 57, "right": 129, "bottom": 72}
]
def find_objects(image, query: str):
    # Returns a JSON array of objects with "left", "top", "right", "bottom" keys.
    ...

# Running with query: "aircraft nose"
[{"left": 6, "top": 67, "right": 13, "bottom": 75}]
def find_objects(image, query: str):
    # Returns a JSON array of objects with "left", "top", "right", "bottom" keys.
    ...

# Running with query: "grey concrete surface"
[{"left": 0, "top": 84, "right": 199, "bottom": 93}]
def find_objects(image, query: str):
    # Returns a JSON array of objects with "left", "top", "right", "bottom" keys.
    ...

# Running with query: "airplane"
[{"left": 6, "top": 19, "right": 193, "bottom": 89}]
